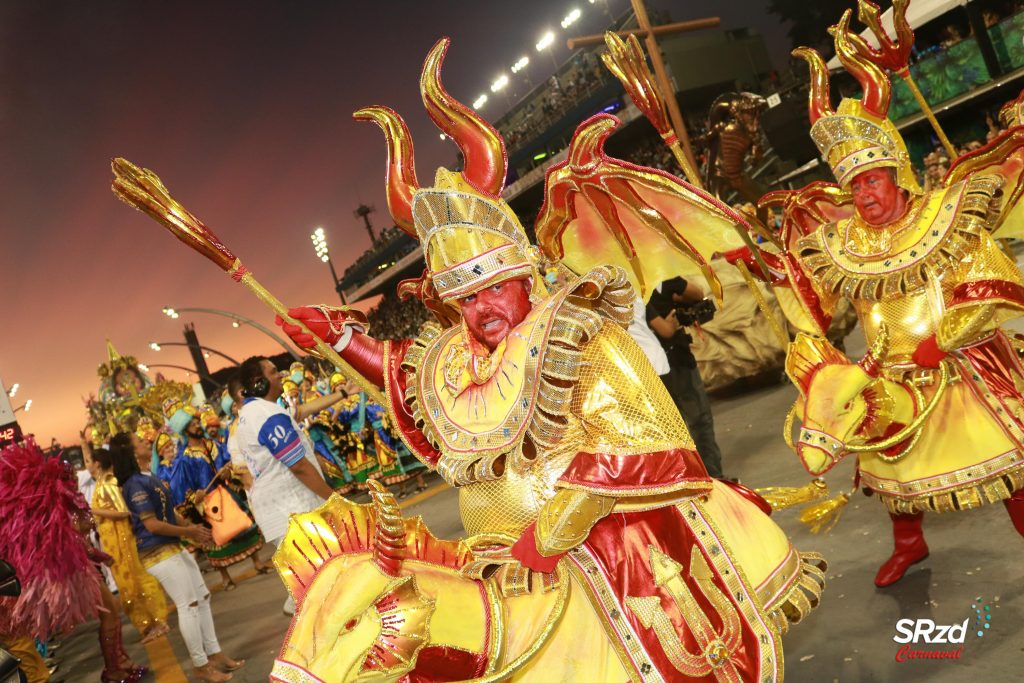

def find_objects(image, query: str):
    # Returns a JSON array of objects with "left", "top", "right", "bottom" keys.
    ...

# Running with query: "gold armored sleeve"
[{"left": 939, "top": 230, "right": 1024, "bottom": 351}]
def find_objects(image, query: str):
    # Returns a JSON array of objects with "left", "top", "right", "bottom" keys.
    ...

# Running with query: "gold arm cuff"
[{"left": 534, "top": 489, "right": 615, "bottom": 556}]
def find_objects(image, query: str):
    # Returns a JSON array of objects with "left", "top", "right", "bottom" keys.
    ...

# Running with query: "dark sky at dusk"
[{"left": 0, "top": 0, "right": 794, "bottom": 443}]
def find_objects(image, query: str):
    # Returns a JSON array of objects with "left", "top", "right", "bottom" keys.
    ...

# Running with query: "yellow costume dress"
[{"left": 92, "top": 471, "right": 168, "bottom": 635}]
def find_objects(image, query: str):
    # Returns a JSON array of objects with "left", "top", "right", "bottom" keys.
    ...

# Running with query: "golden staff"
[
  {"left": 111, "top": 158, "right": 386, "bottom": 405},
  {"left": 602, "top": 32, "right": 790, "bottom": 350},
  {"left": 850, "top": 0, "right": 957, "bottom": 159}
]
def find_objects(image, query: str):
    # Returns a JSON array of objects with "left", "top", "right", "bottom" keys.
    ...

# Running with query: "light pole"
[
  {"left": 13, "top": 399, "right": 31, "bottom": 414},
  {"left": 149, "top": 341, "right": 242, "bottom": 366},
  {"left": 536, "top": 30, "right": 558, "bottom": 70},
  {"left": 311, "top": 227, "right": 346, "bottom": 304},
  {"left": 162, "top": 306, "right": 300, "bottom": 360},
  {"left": 511, "top": 55, "right": 533, "bottom": 88},
  {"left": 6, "top": 383, "right": 18, "bottom": 398}
]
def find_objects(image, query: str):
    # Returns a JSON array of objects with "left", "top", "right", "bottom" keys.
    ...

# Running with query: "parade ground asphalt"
[{"left": 56, "top": 326, "right": 1024, "bottom": 682}]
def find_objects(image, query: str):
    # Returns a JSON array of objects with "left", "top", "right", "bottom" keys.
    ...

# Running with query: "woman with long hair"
[
  {"left": 108, "top": 433, "right": 244, "bottom": 683},
  {"left": 85, "top": 445, "right": 170, "bottom": 642}
]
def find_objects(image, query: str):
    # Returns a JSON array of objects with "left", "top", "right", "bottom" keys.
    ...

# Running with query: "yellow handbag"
[{"left": 202, "top": 485, "right": 252, "bottom": 546}]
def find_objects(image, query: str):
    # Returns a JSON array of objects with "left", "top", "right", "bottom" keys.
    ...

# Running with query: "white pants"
[{"left": 147, "top": 549, "right": 221, "bottom": 667}]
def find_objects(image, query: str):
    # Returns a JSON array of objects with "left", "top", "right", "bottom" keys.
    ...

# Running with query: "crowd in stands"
[
  {"left": 341, "top": 225, "right": 418, "bottom": 291},
  {"left": 912, "top": 0, "right": 1024, "bottom": 58},
  {"left": 366, "top": 291, "right": 431, "bottom": 340},
  {"left": 499, "top": 51, "right": 611, "bottom": 152}
]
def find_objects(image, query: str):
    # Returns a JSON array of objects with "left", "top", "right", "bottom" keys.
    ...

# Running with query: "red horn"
[
  {"left": 353, "top": 106, "right": 420, "bottom": 237},
  {"left": 833, "top": 10, "right": 891, "bottom": 117},
  {"left": 421, "top": 38, "right": 507, "bottom": 198},
  {"left": 792, "top": 47, "right": 834, "bottom": 124}
]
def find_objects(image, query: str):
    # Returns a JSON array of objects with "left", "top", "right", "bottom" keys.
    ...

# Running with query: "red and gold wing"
[
  {"left": 945, "top": 127, "right": 1024, "bottom": 239},
  {"left": 758, "top": 182, "right": 852, "bottom": 252},
  {"left": 535, "top": 114, "right": 745, "bottom": 302}
]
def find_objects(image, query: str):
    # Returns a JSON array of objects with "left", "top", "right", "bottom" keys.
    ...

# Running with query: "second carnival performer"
[
  {"left": 264, "top": 39, "right": 827, "bottom": 682},
  {"left": 728, "top": 0, "right": 1024, "bottom": 587}
]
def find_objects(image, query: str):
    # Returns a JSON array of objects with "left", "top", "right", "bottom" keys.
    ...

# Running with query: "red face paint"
[
  {"left": 459, "top": 278, "right": 532, "bottom": 351},
  {"left": 850, "top": 167, "right": 908, "bottom": 226}
]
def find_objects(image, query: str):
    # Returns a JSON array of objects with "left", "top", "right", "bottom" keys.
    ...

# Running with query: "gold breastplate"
[
  {"left": 855, "top": 281, "right": 946, "bottom": 364},
  {"left": 457, "top": 429, "right": 580, "bottom": 536}
]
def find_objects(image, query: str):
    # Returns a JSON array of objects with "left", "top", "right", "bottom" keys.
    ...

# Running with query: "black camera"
[{"left": 674, "top": 298, "right": 716, "bottom": 327}]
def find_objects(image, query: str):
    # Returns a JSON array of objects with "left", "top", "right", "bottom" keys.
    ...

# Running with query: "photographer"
[{"left": 646, "top": 277, "right": 726, "bottom": 479}]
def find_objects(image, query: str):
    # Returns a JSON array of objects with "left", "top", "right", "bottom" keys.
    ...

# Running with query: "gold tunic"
[{"left": 400, "top": 267, "right": 702, "bottom": 539}]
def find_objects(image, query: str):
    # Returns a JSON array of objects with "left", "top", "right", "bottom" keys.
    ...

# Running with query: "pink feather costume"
[{"left": 0, "top": 440, "right": 102, "bottom": 637}]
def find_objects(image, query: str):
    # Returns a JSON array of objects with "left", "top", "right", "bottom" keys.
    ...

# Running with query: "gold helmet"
[
  {"left": 356, "top": 39, "right": 546, "bottom": 307},
  {"left": 134, "top": 416, "right": 157, "bottom": 444},
  {"left": 795, "top": 5, "right": 922, "bottom": 194}
]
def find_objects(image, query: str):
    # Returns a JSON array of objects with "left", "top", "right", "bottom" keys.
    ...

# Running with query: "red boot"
[
  {"left": 875, "top": 512, "right": 929, "bottom": 587},
  {"left": 1005, "top": 489, "right": 1024, "bottom": 537}
]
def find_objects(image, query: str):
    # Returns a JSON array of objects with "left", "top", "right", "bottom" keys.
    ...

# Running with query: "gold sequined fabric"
[
  {"left": 92, "top": 472, "right": 169, "bottom": 632},
  {"left": 457, "top": 321, "right": 698, "bottom": 537}
]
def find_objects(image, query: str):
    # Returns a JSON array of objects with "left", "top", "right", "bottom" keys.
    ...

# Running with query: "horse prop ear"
[{"left": 786, "top": 333, "right": 850, "bottom": 396}]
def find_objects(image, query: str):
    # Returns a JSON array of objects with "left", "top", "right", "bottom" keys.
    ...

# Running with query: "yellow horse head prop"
[
  {"left": 785, "top": 327, "right": 947, "bottom": 475},
  {"left": 271, "top": 481, "right": 473, "bottom": 682}
]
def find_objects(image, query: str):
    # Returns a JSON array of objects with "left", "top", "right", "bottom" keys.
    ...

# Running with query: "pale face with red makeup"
[
  {"left": 850, "top": 167, "right": 909, "bottom": 226},
  {"left": 458, "top": 278, "right": 533, "bottom": 352}
]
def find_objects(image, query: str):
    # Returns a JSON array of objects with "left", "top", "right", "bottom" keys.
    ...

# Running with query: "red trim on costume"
[
  {"left": 386, "top": 339, "right": 440, "bottom": 468},
  {"left": 342, "top": 333, "right": 387, "bottom": 389},
  {"left": 950, "top": 279, "right": 1024, "bottom": 308},
  {"left": 784, "top": 252, "right": 832, "bottom": 333},
  {"left": 580, "top": 508, "right": 763, "bottom": 681},
  {"left": 557, "top": 448, "right": 709, "bottom": 493},
  {"left": 412, "top": 646, "right": 489, "bottom": 679}
]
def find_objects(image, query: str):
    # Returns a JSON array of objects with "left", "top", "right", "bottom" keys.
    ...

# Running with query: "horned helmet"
[
  {"left": 356, "top": 39, "right": 546, "bottom": 316},
  {"left": 794, "top": 1, "right": 922, "bottom": 194}
]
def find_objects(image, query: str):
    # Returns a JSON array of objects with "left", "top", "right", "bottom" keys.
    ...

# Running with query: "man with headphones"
[{"left": 233, "top": 356, "right": 333, "bottom": 615}]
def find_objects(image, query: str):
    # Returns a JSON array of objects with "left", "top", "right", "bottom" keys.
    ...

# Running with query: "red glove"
[
  {"left": 274, "top": 306, "right": 367, "bottom": 350},
  {"left": 912, "top": 334, "right": 948, "bottom": 368},
  {"left": 510, "top": 522, "right": 564, "bottom": 573},
  {"left": 722, "top": 246, "right": 785, "bottom": 284},
  {"left": 723, "top": 246, "right": 754, "bottom": 267}
]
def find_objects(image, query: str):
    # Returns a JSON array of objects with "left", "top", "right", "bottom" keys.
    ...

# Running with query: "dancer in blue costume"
[{"left": 163, "top": 398, "right": 270, "bottom": 590}]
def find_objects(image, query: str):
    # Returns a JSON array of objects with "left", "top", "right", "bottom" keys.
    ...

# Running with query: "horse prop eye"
[{"left": 344, "top": 618, "right": 359, "bottom": 632}]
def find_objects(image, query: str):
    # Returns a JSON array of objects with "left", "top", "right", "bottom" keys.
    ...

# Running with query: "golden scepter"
[
  {"left": 111, "top": 158, "right": 386, "bottom": 405},
  {"left": 844, "top": 0, "right": 957, "bottom": 159},
  {"left": 602, "top": 32, "right": 790, "bottom": 350}
]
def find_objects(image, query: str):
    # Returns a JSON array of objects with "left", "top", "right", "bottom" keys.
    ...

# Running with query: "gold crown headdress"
[
  {"left": 356, "top": 38, "right": 545, "bottom": 307},
  {"left": 97, "top": 339, "right": 143, "bottom": 379},
  {"left": 795, "top": 2, "right": 922, "bottom": 194}
]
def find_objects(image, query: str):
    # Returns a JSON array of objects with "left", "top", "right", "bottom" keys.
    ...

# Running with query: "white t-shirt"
[
  {"left": 627, "top": 296, "right": 670, "bottom": 376},
  {"left": 236, "top": 397, "right": 325, "bottom": 544}
]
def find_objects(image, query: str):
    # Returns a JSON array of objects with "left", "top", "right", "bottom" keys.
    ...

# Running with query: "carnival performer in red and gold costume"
[
  {"left": 261, "top": 38, "right": 826, "bottom": 683},
  {"left": 727, "top": 0, "right": 1024, "bottom": 588}
]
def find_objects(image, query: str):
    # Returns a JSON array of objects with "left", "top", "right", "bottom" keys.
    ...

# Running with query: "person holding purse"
[{"left": 109, "top": 434, "right": 244, "bottom": 683}]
